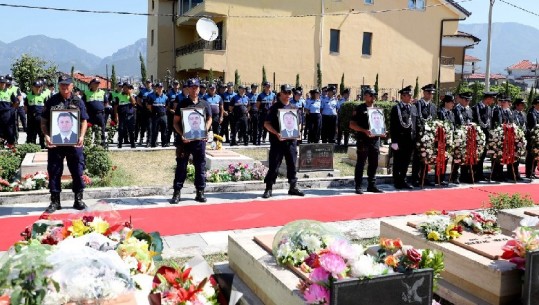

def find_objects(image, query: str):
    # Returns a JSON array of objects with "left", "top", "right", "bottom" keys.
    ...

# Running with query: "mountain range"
[
  {"left": 459, "top": 22, "right": 539, "bottom": 74},
  {"left": 0, "top": 35, "right": 147, "bottom": 77}
]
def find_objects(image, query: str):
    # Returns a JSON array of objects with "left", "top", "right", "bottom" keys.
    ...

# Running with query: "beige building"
[{"left": 147, "top": 0, "right": 474, "bottom": 93}]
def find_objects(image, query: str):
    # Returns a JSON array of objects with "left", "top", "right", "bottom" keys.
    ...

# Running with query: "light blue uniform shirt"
[
  {"left": 321, "top": 97, "right": 338, "bottom": 115},
  {"left": 306, "top": 99, "right": 321, "bottom": 114}
]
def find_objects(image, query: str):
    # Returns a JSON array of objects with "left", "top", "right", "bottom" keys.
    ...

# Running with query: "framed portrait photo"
[
  {"left": 181, "top": 108, "right": 207, "bottom": 140},
  {"left": 367, "top": 107, "right": 386, "bottom": 136},
  {"left": 278, "top": 108, "right": 300, "bottom": 139},
  {"left": 50, "top": 109, "right": 80, "bottom": 146}
]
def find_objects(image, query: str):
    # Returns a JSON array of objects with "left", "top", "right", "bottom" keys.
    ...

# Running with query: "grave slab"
[
  {"left": 21, "top": 152, "right": 71, "bottom": 177},
  {"left": 380, "top": 218, "right": 521, "bottom": 305},
  {"left": 497, "top": 207, "right": 536, "bottom": 235},
  {"left": 205, "top": 149, "right": 254, "bottom": 170}
]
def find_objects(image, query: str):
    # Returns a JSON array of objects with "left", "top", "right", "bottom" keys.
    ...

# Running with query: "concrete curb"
[{"left": 0, "top": 175, "right": 396, "bottom": 205}]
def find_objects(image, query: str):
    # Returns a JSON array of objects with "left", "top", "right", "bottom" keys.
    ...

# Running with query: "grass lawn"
[{"left": 108, "top": 146, "right": 356, "bottom": 186}]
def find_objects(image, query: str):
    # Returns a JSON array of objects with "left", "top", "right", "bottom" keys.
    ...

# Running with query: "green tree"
[
  {"left": 528, "top": 86, "right": 535, "bottom": 104},
  {"left": 339, "top": 73, "right": 345, "bottom": 95},
  {"left": 70, "top": 66, "right": 75, "bottom": 78},
  {"left": 316, "top": 63, "right": 322, "bottom": 89},
  {"left": 208, "top": 68, "right": 214, "bottom": 84},
  {"left": 11, "top": 54, "right": 57, "bottom": 93},
  {"left": 433, "top": 80, "right": 439, "bottom": 104},
  {"left": 470, "top": 81, "right": 484, "bottom": 106},
  {"left": 234, "top": 69, "right": 240, "bottom": 89},
  {"left": 491, "top": 82, "right": 522, "bottom": 100},
  {"left": 110, "top": 65, "right": 117, "bottom": 90},
  {"left": 413, "top": 77, "right": 419, "bottom": 99},
  {"left": 295, "top": 74, "right": 300, "bottom": 88},
  {"left": 139, "top": 52, "right": 147, "bottom": 82},
  {"left": 374, "top": 73, "right": 379, "bottom": 94},
  {"left": 262, "top": 66, "right": 267, "bottom": 84}
]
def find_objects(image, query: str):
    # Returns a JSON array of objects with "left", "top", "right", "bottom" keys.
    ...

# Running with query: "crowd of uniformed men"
[{"left": 0, "top": 74, "right": 538, "bottom": 212}]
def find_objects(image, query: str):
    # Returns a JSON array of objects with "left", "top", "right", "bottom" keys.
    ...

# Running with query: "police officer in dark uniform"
[
  {"left": 82, "top": 78, "right": 108, "bottom": 147},
  {"left": 411, "top": 84, "right": 438, "bottom": 187},
  {"left": 450, "top": 92, "right": 474, "bottom": 183},
  {"left": 114, "top": 82, "right": 137, "bottom": 149},
  {"left": 25, "top": 80, "right": 47, "bottom": 148},
  {"left": 337, "top": 88, "right": 351, "bottom": 146},
  {"left": 290, "top": 87, "right": 305, "bottom": 144},
  {"left": 230, "top": 85, "right": 249, "bottom": 146},
  {"left": 0, "top": 76, "right": 18, "bottom": 147},
  {"left": 170, "top": 79, "right": 212, "bottom": 204},
  {"left": 165, "top": 80, "right": 181, "bottom": 146},
  {"left": 5, "top": 75, "right": 26, "bottom": 136},
  {"left": 472, "top": 91, "right": 497, "bottom": 181},
  {"left": 261, "top": 84, "right": 304, "bottom": 199},
  {"left": 220, "top": 82, "right": 236, "bottom": 143},
  {"left": 204, "top": 83, "right": 223, "bottom": 136},
  {"left": 526, "top": 97, "right": 539, "bottom": 179},
  {"left": 390, "top": 86, "right": 418, "bottom": 189},
  {"left": 41, "top": 75, "right": 89, "bottom": 213},
  {"left": 512, "top": 98, "right": 527, "bottom": 181},
  {"left": 136, "top": 80, "right": 153, "bottom": 147},
  {"left": 435, "top": 94, "right": 456, "bottom": 185},
  {"left": 147, "top": 82, "right": 168, "bottom": 147},
  {"left": 491, "top": 95, "right": 515, "bottom": 181},
  {"left": 321, "top": 86, "right": 338, "bottom": 143},
  {"left": 256, "top": 81, "right": 276, "bottom": 144},
  {"left": 305, "top": 89, "right": 322, "bottom": 143},
  {"left": 349, "top": 88, "right": 384, "bottom": 194},
  {"left": 248, "top": 84, "right": 259, "bottom": 145}
]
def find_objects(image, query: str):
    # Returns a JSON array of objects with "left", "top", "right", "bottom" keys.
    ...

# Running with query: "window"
[
  {"left": 362, "top": 32, "right": 372, "bottom": 56},
  {"left": 408, "top": 0, "right": 425, "bottom": 10},
  {"left": 330, "top": 29, "right": 340, "bottom": 53},
  {"left": 151, "top": 30, "right": 154, "bottom": 46},
  {"left": 364, "top": 0, "right": 374, "bottom": 4},
  {"left": 152, "top": 0, "right": 155, "bottom": 10}
]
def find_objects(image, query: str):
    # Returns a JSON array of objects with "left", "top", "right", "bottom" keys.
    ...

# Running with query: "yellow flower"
[
  {"left": 427, "top": 231, "right": 440, "bottom": 241},
  {"left": 89, "top": 217, "right": 110, "bottom": 234},
  {"left": 70, "top": 219, "right": 89, "bottom": 237}
]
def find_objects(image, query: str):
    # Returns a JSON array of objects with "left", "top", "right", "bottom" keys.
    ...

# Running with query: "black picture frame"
[{"left": 50, "top": 109, "right": 80, "bottom": 146}]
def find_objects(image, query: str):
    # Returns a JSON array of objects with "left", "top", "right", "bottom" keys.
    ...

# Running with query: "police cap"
[
  {"left": 200, "top": 82, "right": 207, "bottom": 89},
  {"left": 226, "top": 82, "right": 234, "bottom": 87},
  {"left": 442, "top": 94, "right": 455, "bottom": 103},
  {"left": 458, "top": 92, "right": 473, "bottom": 100},
  {"left": 122, "top": 82, "right": 134, "bottom": 89},
  {"left": 155, "top": 82, "right": 164, "bottom": 88},
  {"left": 262, "top": 81, "right": 271, "bottom": 87},
  {"left": 208, "top": 83, "right": 216, "bottom": 89},
  {"left": 321, "top": 86, "right": 328, "bottom": 91},
  {"left": 482, "top": 91, "right": 498, "bottom": 99},
  {"left": 421, "top": 83, "right": 436, "bottom": 92},
  {"left": 58, "top": 75, "right": 73, "bottom": 85},
  {"left": 32, "top": 80, "right": 42, "bottom": 87},
  {"left": 514, "top": 98, "right": 525, "bottom": 106},
  {"left": 187, "top": 79, "right": 201, "bottom": 87},
  {"left": 172, "top": 80, "right": 180, "bottom": 85},
  {"left": 5, "top": 74, "right": 13, "bottom": 81},
  {"left": 533, "top": 97, "right": 539, "bottom": 105},
  {"left": 342, "top": 88, "right": 350, "bottom": 94},
  {"left": 0, "top": 76, "right": 6, "bottom": 83},
  {"left": 310, "top": 88, "right": 320, "bottom": 95},
  {"left": 238, "top": 84, "right": 247, "bottom": 89},
  {"left": 498, "top": 94, "right": 511, "bottom": 102},
  {"left": 364, "top": 88, "right": 376, "bottom": 96},
  {"left": 251, "top": 83, "right": 258, "bottom": 88},
  {"left": 399, "top": 85, "right": 413, "bottom": 95},
  {"left": 328, "top": 86, "right": 337, "bottom": 92},
  {"left": 89, "top": 78, "right": 100, "bottom": 85},
  {"left": 145, "top": 79, "right": 152, "bottom": 83},
  {"left": 116, "top": 81, "right": 123, "bottom": 86},
  {"left": 280, "top": 84, "right": 293, "bottom": 93}
]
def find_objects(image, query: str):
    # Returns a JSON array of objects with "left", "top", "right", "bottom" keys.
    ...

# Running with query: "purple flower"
[
  {"left": 310, "top": 267, "right": 330, "bottom": 284},
  {"left": 319, "top": 253, "right": 346, "bottom": 278},
  {"left": 304, "top": 284, "right": 330, "bottom": 305}
]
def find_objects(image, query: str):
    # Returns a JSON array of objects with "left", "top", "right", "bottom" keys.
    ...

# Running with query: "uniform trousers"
[
  {"left": 136, "top": 109, "right": 151, "bottom": 143},
  {"left": 151, "top": 113, "right": 167, "bottom": 147},
  {"left": 321, "top": 114, "right": 337, "bottom": 143},
  {"left": 392, "top": 139, "right": 414, "bottom": 186},
  {"left": 249, "top": 112, "right": 259, "bottom": 144},
  {"left": 48, "top": 146, "right": 85, "bottom": 193},
  {"left": 211, "top": 114, "right": 220, "bottom": 136},
  {"left": 166, "top": 112, "right": 176, "bottom": 145},
  {"left": 173, "top": 141, "right": 206, "bottom": 191},
  {"left": 118, "top": 112, "right": 136, "bottom": 147},
  {"left": 355, "top": 138, "right": 379, "bottom": 187},
  {"left": 220, "top": 114, "right": 230, "bottom": 142},
  {"left": 89, "top": 111, "right": 106, "bottom": 145},
  {"left": 264, "top": 139, "right": 298, "bottom": 186},
  {"left": 0, "top": 109, "right": 16, "bottom": 145},
  {"left": 307, "top": 113, "right": 321, "bottom": 143},
  {"left": 16, "top": 107, "right": 27, "bottom": 131},
  {"left": 233, "top": 114, "right": 249, "bottom": 145},
  {"left": 27, "top": 110, "right": 45, "bottom": 148}
]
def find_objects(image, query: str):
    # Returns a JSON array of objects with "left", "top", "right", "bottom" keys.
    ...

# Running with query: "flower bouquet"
[
  {"left": 458, "top": 210, "right": 500, "bottom": 235},
  {"left": 451, "top": 126, "right": 467, "bottom": 165},
  {"left": 501, "top": 217, "right": 539, "bottom": 270},
  {"left": 417, "top": 215, "right": 463, "bottom": 241},
  {"left": 455, "top": 123, "right": 486, "bottom": 167},
  {"left": 272, "top": 220, "right": 347, "bottom": 267},
  {"left": 530, "top": 126, "right": 539, "bottom": 161},
  {"left": 488, "top": 123, "right": 526, "bottom": 165}
]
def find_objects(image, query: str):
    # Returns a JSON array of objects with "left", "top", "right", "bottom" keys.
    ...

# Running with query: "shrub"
[
  {"left": 485, "top": 193, "right": 536, "bottom": 216},
  {"left": 14, "top": 143, "right": 42, "bottom": 160},
  {"left": 0, "top": 151, "right": 21, "bottom": 180},
  {"left": 83, "top": 146, "right": 112, "bottom": 179},
  {"left": 338, "top": 100, "right": 394, "bottom": 138}
]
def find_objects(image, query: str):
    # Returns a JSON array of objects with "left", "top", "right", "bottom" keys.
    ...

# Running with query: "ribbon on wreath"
[
  {"left": 465, "top": 125, "right": 478, "bottom": 166},
  {"left": 502, "top": 124, "right": 516, "bottom": 165},
  {"left": 435, "top": 125, "right": 447, "bottom": 176}
]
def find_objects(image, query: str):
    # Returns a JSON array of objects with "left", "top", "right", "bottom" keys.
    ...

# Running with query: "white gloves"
[{"left": 391, "top": 143, "right": 399, "bottom": 151}]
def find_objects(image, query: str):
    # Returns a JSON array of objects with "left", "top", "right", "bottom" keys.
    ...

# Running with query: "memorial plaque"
[
  {"left": 331, "top": 269, "right": 433, "bottom": 305},
  {"left": 523, "top": 250, "right": 539, "bottom": 305},
  {"left": 298, "top": 144, "right": 334, "bottom": 171}
]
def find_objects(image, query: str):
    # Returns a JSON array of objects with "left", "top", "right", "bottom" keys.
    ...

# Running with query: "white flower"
[
  {"left": 302, "top": 234, "right": 322, "bottom": 252},
  {"left": 520, "top": 216, "right": 539, "bottom": 227},
  {"left": 350, "top": 255, "right": 377, "bottom": 278}
]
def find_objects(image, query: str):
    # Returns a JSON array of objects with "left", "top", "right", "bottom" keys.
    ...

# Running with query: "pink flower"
[
  {"left": 310, "top": 267, "right": 330, "bottom": 284},
  {"left": 328, "top": 239, "right": 357, "bottom": 261},
  {"left": 319, "top": 253, "right": 346, "bottom": 278},
  {"left": 304, "top": 284, "right": 329, "bottom": 305}
]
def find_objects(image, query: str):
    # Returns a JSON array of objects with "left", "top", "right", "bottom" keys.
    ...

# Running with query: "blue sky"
[{"left": 0, "top": 0, "right": 537, "bottom": 58}]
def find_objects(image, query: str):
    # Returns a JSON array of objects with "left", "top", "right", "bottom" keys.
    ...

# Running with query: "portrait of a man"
[
  {"left": 279, "top": 109, "right": 300, "bottom": 139},
  {"left": 51, "top": 110, "right": 79, "bottom": 145},
  {"left": 368, "top": 108, "right": 386, "bottom": 136},
  {"left": 182, "top": 109, "right": 206, "bottom": 140}
]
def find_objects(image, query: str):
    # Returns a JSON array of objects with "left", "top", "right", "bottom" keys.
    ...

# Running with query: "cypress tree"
[
  {"left": 139, "top": 52, "right": 147, "bottom": 82},
  {"left": 413, "top": 77, "right": 419, "bottom": 99},
  {"left": 111, "top": 65, "right": 117, "bottom": 90},
  {"left": 316, "top": 63, "right": 322, "bottom": 89},
  {"left": 262, "top": 66, "right": 267, "bottom": 84},
  {"left": 339, "top": 73, "right": 345, "bottom": 95},
  {"left": 296, "top": 74, "right": 300, "bottom": 88},
  {"left": 374, "top": 73, "right": 379, "bottom": 94}
]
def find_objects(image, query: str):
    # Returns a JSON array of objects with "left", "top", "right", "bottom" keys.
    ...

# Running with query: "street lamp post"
[{"left": 485, "top": 0, "right": 495, "bottom": 91}]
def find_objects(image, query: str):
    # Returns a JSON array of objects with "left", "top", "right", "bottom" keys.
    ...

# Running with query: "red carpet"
[{"left": 1, "top": 184, "right": 538, "bottom": 250}]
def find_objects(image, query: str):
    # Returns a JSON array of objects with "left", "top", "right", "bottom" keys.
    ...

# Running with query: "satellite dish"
[{"left": 196, "top": 17, "right": 219, "bottom": 42}]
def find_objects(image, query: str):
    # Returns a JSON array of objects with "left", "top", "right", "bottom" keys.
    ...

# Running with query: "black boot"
[
  {"left": 44, "top": 193, "right": 61, "bottom": 213},
  {"left": 288, "top": 184, "right": 305, "bottom": 196},
  {"left": 195, "top": 190, "right": 207, "bottom": 203},
  {"left": 73, "top": 192, "right": 87, "bottom": 210},
  {"left": 262, "top": 185, "right": 272, "bottom": 199},
  {"left": 170, "top": 190, "right": 181, "bottom": 204},
  {"left": 355, "top": 186, "right": 363, "bottom": 194},
  {"left": 367, "top": 183, "right": 383, "bottom": 193}
]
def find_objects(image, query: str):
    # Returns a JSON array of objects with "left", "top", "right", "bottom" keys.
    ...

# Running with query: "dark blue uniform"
[
  {"left": 450, "top": 103, "right": 474, "bottom": 183},
  {"left": 136, "top": 87, "right": 153, "bottom": 145},
  {"left": 0, "top": 84, "right": 18, "bottom": 145},
  {"left": 351, "top": 103, "right": 381, "bottom": 190},
  {"left": 231, "top": 94, "right": 249, "bottom": 145},
  {"left": 83, "top": 89, "right": 108, "bottom": 146},
  {"left": 166, "top": 88, "right": 181, "bottom": 145},
  {"left": 42, "top": 92, "right": 89, "bottom": 195},
  {"left": 257, "top": 91, "right": 275, "bottom": 143},
  {"left": 248, "top": 91, "right": 259, "bottom": 144},
  {"left": 148, "top": 92, "right": 168, "bottom": 147},
  {"left": 390, "top": 102, "right": 418, "bottom": 188},
  {"left": 173, "top": 97, "right": 212, "bottom": 192},
  {"left": 114, "top": 91, "right": 137, "bottom": 148},
  {"left": 220, "top": 90, "right": 236, "bottom": 142},
  {"left": 204, "top": 92, "right": 222, "bottom": 135},
  {"left": 472, "top": 101, "right": 493, "bottom": 181}
]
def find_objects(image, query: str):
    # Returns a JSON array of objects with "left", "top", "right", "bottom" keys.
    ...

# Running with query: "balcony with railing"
[{"left": 175, "top": 39, "right": 226, "bottom": 71}]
